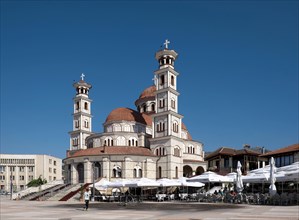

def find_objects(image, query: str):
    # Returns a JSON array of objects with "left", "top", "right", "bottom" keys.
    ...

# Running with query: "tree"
[{"left": 27, "top": 176, "right": 47, "bottom": 187}]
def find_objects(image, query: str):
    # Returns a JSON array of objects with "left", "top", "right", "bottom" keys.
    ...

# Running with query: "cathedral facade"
[{"left": 63, "top": 42, "right": 207, "bottom": 184}]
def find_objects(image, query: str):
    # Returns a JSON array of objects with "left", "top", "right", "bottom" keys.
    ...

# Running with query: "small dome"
[
  {"left": 139, "top": 85, "right": 156, "bottom": 99},
  {"left": 105, "top": 107, "right": 152, "bottom": 126},
  {"left": 135, "top": 85, "right": 156, "bottom": 107}
]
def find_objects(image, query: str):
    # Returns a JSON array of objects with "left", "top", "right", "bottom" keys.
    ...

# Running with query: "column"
[
  {"left": 71, "top": 164, "right": 78, "bottom": 184},
  {"left": 84, "top": 159, "right": 92, "bottom": 183}
]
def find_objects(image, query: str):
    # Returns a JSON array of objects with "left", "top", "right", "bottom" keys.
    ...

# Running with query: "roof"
[
  {"left": 135, "top": 85, "right": 156, "bottom": 106},
  {"left": 262, "top": 143, "right": 299, "bottom": 157},
  {"left": 67, "top": 146, "right": 156, "bottom": 158},
  {"left": 139, "top": 85, "right": 156, "bottom": 99},
  {"left": 205, "top": 147, "right": 260, "bottom": 160},
  {"left": 105, "top": 107, "right": 152, "bottom": 126}
]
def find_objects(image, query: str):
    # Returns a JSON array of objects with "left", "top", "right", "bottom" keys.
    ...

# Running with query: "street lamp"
[
  {"left": 10, "top": 167, "right": 13, "bottom": 200},
  {"left": 91, "top": 162, "right": 95, "bottom": 202}
]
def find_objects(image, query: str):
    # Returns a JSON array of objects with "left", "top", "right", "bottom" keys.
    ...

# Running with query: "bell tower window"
[
  {"left": 76, "top": 102, "right": 79, "bottom": 110},
  {"left": 160, "top": 75, "right": 165, "bottom": 85},
  {"left": 171, "top": 75, "right": 175, "bottom": 86},
  {"left": 84, "top": 102, "right": 88, "bottom": 110}
]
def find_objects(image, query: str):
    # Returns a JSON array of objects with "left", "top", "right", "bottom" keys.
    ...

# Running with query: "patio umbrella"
[
  {"left": 236, "top": 161, "right": 243, "bottom": 193},
  {"left": 269, "top": 157, "right": 277, "bottom": 196}
]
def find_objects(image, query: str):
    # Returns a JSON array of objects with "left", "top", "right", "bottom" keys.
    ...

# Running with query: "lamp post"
[
  {"left": 91, "top": 162, "right": 95, "bottom": 202},
  {"left": 10, "top": 167, "right": 13, "bottom": 200}
]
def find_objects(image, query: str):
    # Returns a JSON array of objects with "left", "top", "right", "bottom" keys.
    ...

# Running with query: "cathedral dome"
[
  {"left": 105, "top": 107, "right": 152, "bottom": 126},
  {"left": 135, "top": 85, "right": 156, "bottom": 107},
  {"left": 139, "top": 85, "right": 156, "bottom": 99}
]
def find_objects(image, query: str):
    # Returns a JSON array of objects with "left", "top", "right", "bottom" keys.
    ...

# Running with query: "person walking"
[{"left": 84, "top": 188, "right": 90, "bottom": 211}]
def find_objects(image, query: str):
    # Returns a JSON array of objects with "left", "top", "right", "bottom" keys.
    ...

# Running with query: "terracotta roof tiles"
[
  {"left": 67, "top": 146, "right": 156, "bottom": 158},
  {"left": 262, "top": 143, "right": 299, "bottom": 156}
]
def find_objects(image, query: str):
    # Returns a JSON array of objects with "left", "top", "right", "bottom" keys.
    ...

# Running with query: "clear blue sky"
[{"left": 1, "top": 0, "right": 298, "bottom": 159}]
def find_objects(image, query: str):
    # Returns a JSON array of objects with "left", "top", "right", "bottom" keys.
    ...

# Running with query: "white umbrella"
[
  {"left": 125, "top": 178, "right": 160, "bottom": 187},
  {"left": 236, "top": 161, "right": 243, "bottom": 193},
  {"left": 157, "top": 178, "right": 181, "bottom": 187},
  {"left": 180, "top": 177, "right": 204, "bottom": 187},
  {"left": 188, "top": 171, "right": 233, "bottom": 183},
  {"left": 269, "top": 157, "right": 277, "bottom": 196}
]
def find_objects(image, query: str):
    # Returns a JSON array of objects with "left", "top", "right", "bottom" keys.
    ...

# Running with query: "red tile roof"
[
  {"left": 105, "top": 107, "right": 152, "bottom": 126},
  {"left": 67, "top": 146, "right": 156, "bottom": 158},
  {"left": 262, "top": 143, "right": 299, "bottom": 156},
  {"left": 205, "top": 147, "right": 260, "bottom": 159}
]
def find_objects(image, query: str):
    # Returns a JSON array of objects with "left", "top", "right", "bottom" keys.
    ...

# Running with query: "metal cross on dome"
[
  {"left": 164, "top": 39, "right": 170, "bottom": 49},
  {"left": 80, "top": 73, "right": 85, "bottom": 81}
]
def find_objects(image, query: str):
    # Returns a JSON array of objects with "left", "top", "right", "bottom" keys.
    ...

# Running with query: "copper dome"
[{"left": 105, "top": 107, "right": 152, "bottom": 126}]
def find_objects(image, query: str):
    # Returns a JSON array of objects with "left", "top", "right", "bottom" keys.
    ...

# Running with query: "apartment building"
[{"left": 0, "top": 154, "right": 62, "bottom": 192}]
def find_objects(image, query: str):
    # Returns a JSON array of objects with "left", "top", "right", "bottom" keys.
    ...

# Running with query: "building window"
[
  {"left": 171, "top": 99, "right": 175, "bottom": 109},
  {"left": 28, "top": 175, "right": 33, "bottom": 181},
  {"left": 76, "top": 102, "right": 79, "bottom": 110},
  {"left": 54, "top": 161, "right": 56, "bottom": 166},
  {"left": 75, "top": 120, "right": 79, "bottom": 128},
  {"left": 19, "top": 175, "right": 25, "bottom": 181},
  {"left": 157, "top": 122, "right": 165, "bottom": 132},
  {"left": 160, "top": 75, "right": 165, "bottom": 85},
  {"left": 28, "top": 166, "right": 34, "bottom": 172},
  {"left": 159, "top": 99, "right": 165, "bottom": 108},
  {"left": 143, "top": 105, "right": 146, "bottom": 112},
  {"left": 19, "top": 167, "right": 25, "bottom": 172},
  {"left": 171, "top": 75, "right": 175, "bottom": 86},
  {"left": 113, "top": 167, "right": 122, "bottom": 178},
  {"left": 133, "top": 167, "right": 142, "bottom": 178},
  {"left": 151, "top": 103, "right": 155, "bottom": 112},
  {"left": 84, "top": 102, "right": 88, "bottom": 110},
  {"left": 53, "top": 168, "right": 56, "bottom": 174},
  {"left": 173, "top": 122, "right": 178, "bottom": 133},
  {"left": 84, "top": 120, "right": 89, "bottom": 128},
  {"left": 49, "top": 168, "right": 52, "bottom": 173},
  {"left": 49, "top": 159, "right": 52, "bottom": 164},
  {"left": 158, "top": 166, "right": 162, "bottom": 179},
  {"left": 174, "top": 148, "right": 180, "bottom": 157},
  {"left": 73, "top": 138, "right": 78, "bottom": 146},
  {"left": 0, "top": 166, "right": 5, "bottom": 172},
  {"left": 175, "top": 166, "right": 178, "bottom": 178},
  {"left": 9, "top": 167, "right": 15, "bottom": 172},
  {"left": 0, "top": 176, "right": 5, "bottom": 181}
]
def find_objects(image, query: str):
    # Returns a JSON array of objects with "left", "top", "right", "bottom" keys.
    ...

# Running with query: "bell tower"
[
  {"left": 69, "top": 73, "right": 93, "bottom": 150},
  {"left": 152, "top": 40, "right": 183, "bottom": 139}
]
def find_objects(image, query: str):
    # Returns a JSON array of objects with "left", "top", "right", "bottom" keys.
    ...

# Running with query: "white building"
[
  {"left": 0, "top": 154, "right": 62, "bottom": 192},
  {"left": 64, "top": 41, "right": 207, "bottom": 184}
]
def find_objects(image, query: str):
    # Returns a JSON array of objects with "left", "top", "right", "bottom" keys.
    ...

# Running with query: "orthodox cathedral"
[{"left": 63, "top": 41, "right": 207, "bottom": 184}]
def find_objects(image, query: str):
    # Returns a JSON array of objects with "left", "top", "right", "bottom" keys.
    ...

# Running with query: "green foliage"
[
  {"left": 27, "top": 176, "right": 47, "bottom": 187},
  {"left": 80, "top": 184, "right": 84, "bottom": 198}
]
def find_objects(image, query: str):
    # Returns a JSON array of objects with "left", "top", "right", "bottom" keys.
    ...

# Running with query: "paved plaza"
[{"left": 1, "top": 196, "right": 298, "bottom": 220}]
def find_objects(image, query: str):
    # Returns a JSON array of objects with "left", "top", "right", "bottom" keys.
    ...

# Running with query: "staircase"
[
  {"left": 59, "top": 183, "right": 91, "bottom": 201},
  {"left": 47, "top": 183, "right": 79, "bottom": 201}
]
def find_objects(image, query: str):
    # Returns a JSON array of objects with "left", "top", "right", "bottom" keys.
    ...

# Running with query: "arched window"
[
  {"left": 160, "top": 75, "right": 165, "bottom": 85},
  {"left": 76, "top": 102, "right": 80, "bottom": 110},
  {"left": 155, "top": 149, "right": 159, "bottom": 155},
  {"left": 84, "top": 119, "right": 89, "bottom": 128},
  {"left": 75, "top": 120, "right": 79, "bottom": 128},
  {"left": 143, "top": 105, "right": 146, "bottom": 112},
  {"left": 105, "top": 137, "right": 113, "bottom": 146},
  {"left": 113, "top": 166, "right": 122, "bottom": 178},
  {"left": 128, "top": 140, "right": 131, "bottom": 146},
  {"left": 171, "top": 99, "right": 175, "bottom": 109},
  {"left": 151, "top": 103, "right": 155, "bottom": 112},
  {"left": 171, "top": 75, "right": 175, "bottom": 86},
  {"left": 84, "top": 102, "right": 88, "bottom": 110},
  {"left": 133, "top": 166, "right": 142, "bottom": 178},
  {"left": 174, "top": 147, "right": 180, "bottom": 157}
]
